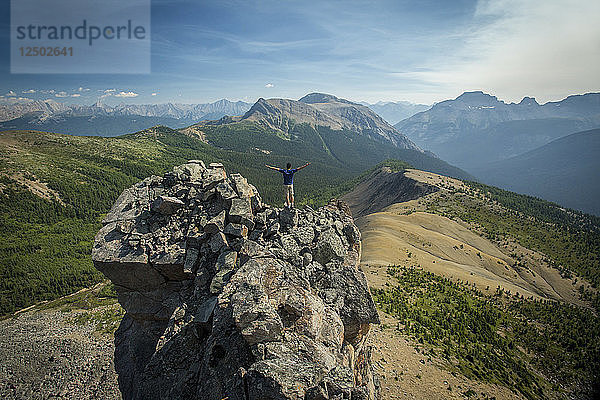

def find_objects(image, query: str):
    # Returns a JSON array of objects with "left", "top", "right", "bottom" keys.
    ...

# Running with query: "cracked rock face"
[{"left": 92, "top": 161, "right": 380, "bottom": 400}]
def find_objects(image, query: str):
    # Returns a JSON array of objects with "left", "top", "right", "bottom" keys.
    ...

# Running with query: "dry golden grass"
[
  {"left": 354, "top": 168, "right": 593, "bottom": 399},
  {"left": 356, "top": 168, "right": 589, "bottom": 306}
]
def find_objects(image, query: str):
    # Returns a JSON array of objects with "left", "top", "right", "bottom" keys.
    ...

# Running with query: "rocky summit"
[{"left": 92, "top": 161, "right": 380, "bottom": 400}]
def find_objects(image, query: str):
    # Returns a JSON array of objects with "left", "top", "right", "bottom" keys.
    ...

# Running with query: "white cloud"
[
  {"left": 6, "top": 90, "right": 17, "bottom": 97},
  {"left": 78, "top": 87, "right": 90, "bottom": 92},
  {"left": 22, "top": 89, "right": 36, "bottom": 94},
  {"left": 407, "top": 0, "right": 600, "bottom": 103},
  {"left": 98, "top": 89, "right": 116, "bottom": 99},
  {"left": 151, "top": 92, "right": 158, "bottom": 96},
  {"left": 99, "top": 89, "right": 140, "bottom": 99},
  {"left": 55, "top": 91, "right": 68, "bottom": 97},
  {"left": 114, "top": 91, "right": 139, "bottom": 98},
  {"left": 71, "top": 93, "right": 81, "bottom": 97},
  {"left": 0, "top": 96, "right": 33, "bottom": 104},
  {"left": 265, "top": 83, "right": 275, "bottom": 88}
]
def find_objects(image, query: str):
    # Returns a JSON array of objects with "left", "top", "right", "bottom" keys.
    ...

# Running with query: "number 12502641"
[{"left": 19, "top": 47, "right": 73, "bottom": 56}]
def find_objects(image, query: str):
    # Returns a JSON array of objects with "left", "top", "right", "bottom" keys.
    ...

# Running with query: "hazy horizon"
[{"left": 4, "top": 89, "right": 600, "bottom": 109}]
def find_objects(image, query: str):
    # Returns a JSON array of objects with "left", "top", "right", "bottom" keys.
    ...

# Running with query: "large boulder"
[{"left": 92, "top": 161, "right": 380, "bottom": 400}]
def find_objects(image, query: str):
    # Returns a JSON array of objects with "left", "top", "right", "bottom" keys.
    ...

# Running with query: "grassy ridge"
[
  {"left": 353, "top": 165, "right": 600, "bottom": 397},
  {"left": 464, "top": 182, "right": 600, "bottom": 293},
  {"left": 422, "top": 182, "right": 600, "bottom": 309}
]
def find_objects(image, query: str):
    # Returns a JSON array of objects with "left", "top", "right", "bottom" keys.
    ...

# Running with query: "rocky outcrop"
[{"left": 92, "top": 161, "right": 380, "bottom": 400}]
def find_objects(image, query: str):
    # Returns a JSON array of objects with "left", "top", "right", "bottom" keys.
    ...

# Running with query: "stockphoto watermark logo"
[{"left": 11, "top": 0, "right": 150, "bottom": 74}]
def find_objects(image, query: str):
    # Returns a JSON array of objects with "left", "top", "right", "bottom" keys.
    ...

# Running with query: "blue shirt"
[{"left": 279, "top": 168, "right": 297, "bottom": 185}]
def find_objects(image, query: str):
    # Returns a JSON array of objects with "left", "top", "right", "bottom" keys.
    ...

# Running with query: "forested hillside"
[
  {"left": 373, "top": 267, "right": 600, "bottom": 399},
  {"left": 0, "top": 127, "right": 353, "bottom": 314},
  {"left": 197, "top": 121, "right": 469, "bottom": 179}
]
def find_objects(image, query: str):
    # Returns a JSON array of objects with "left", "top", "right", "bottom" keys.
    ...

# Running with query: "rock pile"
[{"left": 92, "top": 161, "right": 380, "bottom": 400}]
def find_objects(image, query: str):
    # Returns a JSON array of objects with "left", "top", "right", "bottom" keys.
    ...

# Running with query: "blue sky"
[{"left": 1, "top": 0, "right": 599, "bottom": 105}]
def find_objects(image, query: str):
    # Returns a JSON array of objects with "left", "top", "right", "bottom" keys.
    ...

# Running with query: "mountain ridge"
[
  {"left": 0, "top": 99, "right": 253, "bottom": 136},
  {"left": 228, "top": 93, "right": 421, "bottom": 151},
  {"left": 343, "top": 165, "right": 599, "bottom": 399},
  {"left": 181, "top": 94, "right": 473, "bottom": 181},
  {"left": 0, "top": 98, "right": 252, "bottom": 122},
  {"left": 395, "top": 91, "right": 600, "bottom": 169}
]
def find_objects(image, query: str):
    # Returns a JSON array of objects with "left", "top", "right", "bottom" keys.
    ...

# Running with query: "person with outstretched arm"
[{"left": 265, "top": 162, "right": 311, "bottom": 208}]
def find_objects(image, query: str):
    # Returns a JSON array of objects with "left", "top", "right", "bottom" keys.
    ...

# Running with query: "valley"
[{"left": 473, "top": 128, "right": 600, "bottom": 216}]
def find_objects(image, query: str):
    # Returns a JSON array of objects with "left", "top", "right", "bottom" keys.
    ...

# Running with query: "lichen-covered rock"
[
  {"left": 92, "top": 161, "right": 380, "bottom": 400},
  {"left": 151, "top": 195, "right": 185, "bottom": 215},
  {"left": 279, "top": 207, "right": 299, "bottom": 227}
]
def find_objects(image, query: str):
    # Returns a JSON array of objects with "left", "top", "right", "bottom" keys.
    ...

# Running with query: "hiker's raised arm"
[
  {"left": 265, "top": 164, "right": 279, "bottom": 171},
  {"left": 297, "top": 162, "right": 311, "bottom": 170}
]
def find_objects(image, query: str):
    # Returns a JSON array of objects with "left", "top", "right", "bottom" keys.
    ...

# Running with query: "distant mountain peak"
[
  {"left": 455, "top": 91, "right": 500, "bottom": 104},
  {"left": 519, "top": 96, "right": 539, "bottom": 106},
  {"left": 241, "top": 97, "right": 280, "bottom": 120},
  {"left": 457, "top": 90, "right": 487, "bottom": 97},
  {"left": 0, "top": 99, "right": 254, "bottom": 133},
  {"left": 235, "top": 94, "right": 421, "bottom": 151},
  {"left": 298, "top": 93, "right": 354, "bottom": 105}
]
